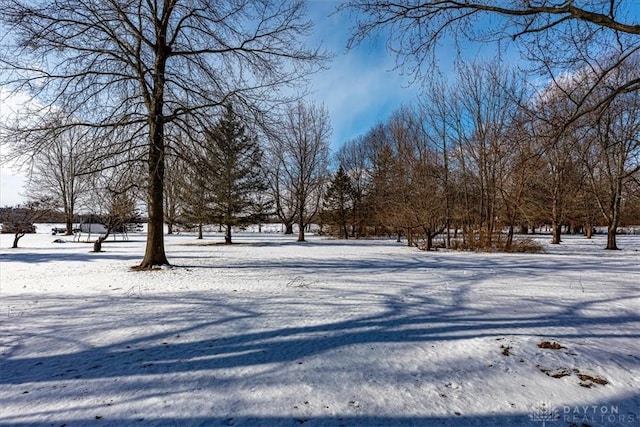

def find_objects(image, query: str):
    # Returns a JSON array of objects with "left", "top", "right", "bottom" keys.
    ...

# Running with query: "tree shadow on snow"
[{"left": 1, "top": 283, "right": 639, "bottom": 426}]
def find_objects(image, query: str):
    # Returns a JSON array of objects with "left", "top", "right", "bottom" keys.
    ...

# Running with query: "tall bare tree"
[
  {"left": 27, "top": 120, "right": 91, "bottom": 235},
  {"left": 580, "top": 58, "right": 640, "bottom": 249},
  {"left": 455, "top": 61, "right": 523, "bottom": 246},
  {"left": 270, "top": 100, "right": 331, "bottom": 242},
  {"left": 0, "top": 0, "right": 326, "bottom": 268}
]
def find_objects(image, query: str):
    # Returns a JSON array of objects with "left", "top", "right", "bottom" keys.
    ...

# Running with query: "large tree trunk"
[
  {"left": 284, "top": 222, "right": 294, "bottom": 234},
  {"left": 65, "top": 218, "right": 73, "bottom": 235},
  {"left": 551, "top": 223, "right": 562, "bottom": 245},
  {"left": 136, "top": 18, "right": 171, "bottom": 269},
  {"left": 61, "top": 195, "right": 73, "bottom": 236},
  {"left": 138, "top": 113, "right": 169, "bottom": 268},
  {"left": 606, "top": 224, "right": 618, "bottom": 250}
]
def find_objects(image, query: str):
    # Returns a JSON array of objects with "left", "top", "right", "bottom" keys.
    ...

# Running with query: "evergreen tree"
[
  {"left": 207, "top": 105, "right": 266, "bottom": 244},
  {"left": 323, "top": 165, "right": 355, "bottom": 239}
]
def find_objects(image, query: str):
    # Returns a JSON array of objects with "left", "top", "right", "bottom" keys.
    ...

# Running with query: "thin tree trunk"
[
  {"left": 505, "top": 224, "right": 514, "bottom": 251},
  {"left": 585, "top": 224, "right": 593, "bottom": 239},
  {"left": 12, "top": 232, "right": 25, "bottom": 249},
  {"left": 297, "top": 209, "right": 305, "bottom": 242},
  {"left": 225, "top": 224, "right": 232, "bottom": 245}
]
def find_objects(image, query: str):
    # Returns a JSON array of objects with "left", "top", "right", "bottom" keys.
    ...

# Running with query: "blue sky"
[
  {"left": 2, "top": 1, "right": 423, "bottom": 206},
  {"left": 0, "top": 0, "right": 496, "bottom": 206},
  {"left": 305, "top": 0, "right": 420, "bottom": 149}
]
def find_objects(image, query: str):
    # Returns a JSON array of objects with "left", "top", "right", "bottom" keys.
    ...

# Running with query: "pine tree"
[
  {"left": 207, "top": 105, "right": 266, "bottom": 244},
  {"left": 323, "top": 165, "right": 355, "bottom": 239}
]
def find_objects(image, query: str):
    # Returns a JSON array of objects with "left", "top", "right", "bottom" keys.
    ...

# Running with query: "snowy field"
[{"left": 0, "top": 226, "right": 639, "bottom": 427}]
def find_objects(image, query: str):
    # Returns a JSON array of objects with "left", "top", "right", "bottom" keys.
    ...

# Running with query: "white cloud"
[
  {"left": 0, "top": 88, "right": 30, "bottom": 206},
  {"left": 306, "top": 1, "right": 419, "bottom": 149}
]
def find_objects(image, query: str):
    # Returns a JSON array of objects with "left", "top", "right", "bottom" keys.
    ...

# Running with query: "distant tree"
[
  {"left": 323, "top": 165, "right": 355, "bottom": 239},
  {"left": 418, "top": 78, "right": 457, "bottom": 248},
  {"left": 365, "top": 124, "right": 400, "bottom": 238},
  {"left": 264, "top": 144, "right": 298, "bottom": 235},
  {"left": 455, "top": 61, "right": 523, "bottom": 247},
  {"left": 86, "top": 163, "right": 143, "bottom": 252},
  {"left": 3, "top": 198, "right": 56, "bottom": 248},
  {"left": 270, "top": 101, "right": 331, "bottom": 242},
  {"left": 207, "top": 105, "right": 266, "bottom": 245},
  {"left": 92, "top": 192, "right": 141, "bottom": 253},
  {"left": 1, "top": 0, "right": 326, "bottom": 268},
  {"left": 580, "top": 59, "right": 640, "bottom": 249},
  {"left": 247, "top": 192, "right": 275, "bottom": 233},
  {"left": 163, "top": 148, "right": 188, "bottom": 236},
  {"left": 343, "top": 1, "right": 640, "bottom": 248},
  {"left": 336, "top": 136, "right": 371, "bottom": 238},
  {"left": 26, "top": 119, "right": 91, "bottom": 235},
  {"left": 178, "top": 154, "right": 213, "bottom": 240}
]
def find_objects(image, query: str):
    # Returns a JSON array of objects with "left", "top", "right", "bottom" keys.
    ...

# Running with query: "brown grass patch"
[{"left": 538, "top": 341, "right": 566, "bottom": 350}]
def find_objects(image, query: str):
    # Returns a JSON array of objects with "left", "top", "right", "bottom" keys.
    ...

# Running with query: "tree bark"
[
  {"left": 297, "top": 206, "right": 305, "bottom": 242},
  {"left": 606, "top": 224, "right": 618, "bottom": 250},
  {"left": 284, "top": 222, "right": 294, "bottom": 234},
  {"left": 225, "top": 224, "right": 232, "bottom": 245},
  {"left": 11, "top": 232, "right": 25, "bottom": 249},
  {"left": 139, "top": 128, "right": 169, "bottom": 267},
  {"left": 585, "top": 224, "right": 593, "bottom": 239}
]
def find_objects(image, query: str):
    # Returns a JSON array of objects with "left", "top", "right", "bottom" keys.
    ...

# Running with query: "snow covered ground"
[{"left": 1, "top": 227, "right": 639, "bottom": 426}]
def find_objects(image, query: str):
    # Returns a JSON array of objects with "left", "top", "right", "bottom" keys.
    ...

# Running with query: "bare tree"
[
  {"left": 269, "top": 100, "right": 331, "bottom": 242},
  {"left": 580, "top": 59, "right": 640, "bottom": 249},
  {"left": 27, "top": 119, "right": 91, "bottom": 235},
  {"left": 342, "top": 1, "right": 639, "bottom": 98},
  {"left": 85, "top": 161, "right": 143, "bottom": 252},
  {"left": 163, "top": 152, "right": 184, "bottom": 236},
  {"left": 1, "top": 0, "right": 326, "bottom": 268},
  {"left": 417, "top": 77, "right": 459, "bottom": 247},
  {"left": 2, "top": 198, "right": 56, "bottom": 248},
  {"left": 454, "top": 61, "right": 524, "bottom": 247},
  {"left": 263, "top": 148, "right": 298, "bottom": 235}
]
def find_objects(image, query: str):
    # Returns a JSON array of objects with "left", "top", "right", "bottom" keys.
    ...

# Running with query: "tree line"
[
  {"left": 1, "top": 1, "right": 639, "bottom": 262},
  {"left": 322, "top": 59, "right": 640, "bottom": 250}
]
